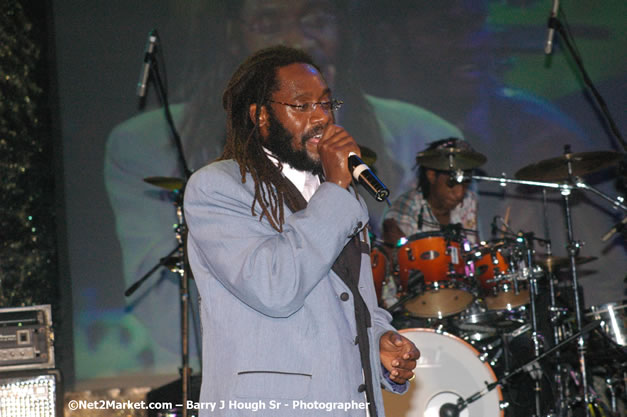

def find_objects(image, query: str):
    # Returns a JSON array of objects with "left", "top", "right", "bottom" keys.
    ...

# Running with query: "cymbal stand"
[
  {"left": 146, "top": 31, "right": 193, "bottom": 417},
  {"left": 518, "top": 231, "right": 548, "bottom": 417},
  {"left": 573, "top": 180, "right": 627, "bottom": 211},
  {"left": 173, "top": 195, "right": 192, "bottom": 417},
  {"left": 469, "top": 173, "right": 574, "bottom": 415},
  {"left": 542, "top": 189, "right": 568, "bottom": 417},
  {"left": 468, "top": 169, "right": 627, "bottom": 416},
  {"left": 559, "top": 153, "right": 592, "bottom": 417},
  {"left": 125, "top": 192, "right": 192, "bottom": 417}
]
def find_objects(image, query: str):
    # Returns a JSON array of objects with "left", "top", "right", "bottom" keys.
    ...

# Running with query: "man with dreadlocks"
[
  {"left": 104, "top": 0, "right": 460, "bottom": 367},
  {"left": 184, "top": 45, "right": 419, "bottom": 417},
  {"left": 380, "top": 138, "right": 479, "bottom": 309}
]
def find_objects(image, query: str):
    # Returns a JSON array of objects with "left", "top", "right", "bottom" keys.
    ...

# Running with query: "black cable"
[{"left": 552, "top": 10, "right": 625, "bottom": 151}]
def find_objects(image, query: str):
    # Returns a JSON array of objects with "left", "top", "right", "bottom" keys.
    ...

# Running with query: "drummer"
[{"left": 381, "top": 138, "right": 479, "bottom": 306}]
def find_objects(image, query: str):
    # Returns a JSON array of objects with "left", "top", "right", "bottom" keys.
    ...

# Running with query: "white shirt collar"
[{"left": 263, "top": 147, "right": 320, "bottom": 202}]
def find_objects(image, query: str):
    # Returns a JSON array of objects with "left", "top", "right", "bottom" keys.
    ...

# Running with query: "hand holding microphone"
[
  {"left": 317, "top": 124, "right": 389, "bottom": 201},
  {"left": 348, "top": 152, "right": 390, "bottom": 201}
]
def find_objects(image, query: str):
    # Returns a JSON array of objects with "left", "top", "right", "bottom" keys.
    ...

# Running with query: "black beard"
[{"left": 263, "top": 108, "right": 324, "bottom": 176}]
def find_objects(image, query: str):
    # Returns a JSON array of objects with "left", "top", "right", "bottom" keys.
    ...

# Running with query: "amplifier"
[
  {"left": 0, "top": 304, "right": 54, "bottom": 371},
  {"left": 0, "top": 368, "right": 63, "bottom": 417}
]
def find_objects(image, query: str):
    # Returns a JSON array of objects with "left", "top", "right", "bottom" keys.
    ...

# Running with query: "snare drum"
[
  {"left": 397, "top": 232, "right": 474, "bottom": 318},
  {"left": 382, "top": 328, "right": 503, "bottom": 417},
  {"left": 468, "top": 240, "right": 530, "bottom": 311},
  {"left": 454, "top": 302, "right": 526, "bottom": 342}
]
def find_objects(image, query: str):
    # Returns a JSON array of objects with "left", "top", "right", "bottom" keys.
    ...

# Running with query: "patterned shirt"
[
  {"left": 384, "top": 188, "right": 479, "bottom": 245},
  {"left": 379, "top": 188, "right": 478, "bottom": 308}
]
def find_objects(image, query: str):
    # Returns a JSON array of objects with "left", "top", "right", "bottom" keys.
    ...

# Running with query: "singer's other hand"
[
  {"left": 318, "top": 124, "right": 360, "bottom": 189},
  {"left": 379, "top": 331, "right": 420, "bottom": 384}
]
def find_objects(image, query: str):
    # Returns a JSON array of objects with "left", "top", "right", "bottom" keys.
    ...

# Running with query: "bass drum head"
[{"left": 383, "top": 328, "right": 503, "bottom": 417}]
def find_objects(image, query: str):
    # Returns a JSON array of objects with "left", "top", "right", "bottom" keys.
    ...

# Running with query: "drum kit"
[
  {"left": 374, "top": 145, "right": 627, "bottom": 417},
  {"left": 136, "top": 144, "right": 625, "bottom": 417}
]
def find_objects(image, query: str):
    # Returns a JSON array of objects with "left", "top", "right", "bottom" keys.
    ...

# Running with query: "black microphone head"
[
  {"left": 439, "top": 402, "right": 459, "bottom": 417},
  {"left": 347, "top": 152, "right": 390, "bottom": 201},
  {"left": 347, "top": 153, "right": 362, "bottom": 169},
  {"left": 374, "top": 188, "right": 390, "bottom": 202},
  {"left": 491, "top": 215, "right": 499, "bottom": 237}
]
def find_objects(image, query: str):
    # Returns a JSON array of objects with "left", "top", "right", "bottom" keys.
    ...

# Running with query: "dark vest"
[{"left": 274, "top": 172, "right": 378, "bottom": 417}]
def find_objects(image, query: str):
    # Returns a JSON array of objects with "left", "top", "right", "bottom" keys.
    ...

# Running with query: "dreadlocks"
[{"left": 221, "top": 45, "right": 321, "bottom": 232}]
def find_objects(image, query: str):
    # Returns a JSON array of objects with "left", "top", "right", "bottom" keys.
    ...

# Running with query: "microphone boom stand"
[
  {"left": 125, "top": 38, "right": 194, "bottom": 417},
  {"left": 440, "top": 320, "right": 602, "bottom": 417},
  {"left": 468, "top": 166, "right": 627, "bottom": 417},
  {"left": 149, "top": 49, "right": 194, "bottom": 417}
]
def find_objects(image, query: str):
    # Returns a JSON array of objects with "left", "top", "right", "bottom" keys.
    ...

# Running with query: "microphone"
[
  {"left": 544, "top": 0, "right": 560, "bottom": 55},
  {"left": 446, "top": 169, "right": 466, "bottom": 187},
  {"left": 491, "top": 216, "right": 499, "bottom": 238},
  {"left": 601, "top": 216, "right": 627, "bottom": 242},
  {"left": 439, "top": 402, "right": 459, "bottom": 417},
  {"left": 137, "top": 30, "right": 158, "bottom": 98},
  {"left": 348, "top": 152, "right": 390, "bottom": 202},
  {"left": 418, "top": 206, "right": 424, "bottom": 230}
]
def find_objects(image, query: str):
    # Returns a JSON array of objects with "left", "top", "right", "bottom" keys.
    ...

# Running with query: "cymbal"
[
  {"left": 144, "top": 176, "right": 185, "bottom": 191},
  {"left": 359, "top": 145, "right": 377, "bottom": 166},
  {"left": 416, "top": 147, "right": 487, "bottom": 171},
  {"left": 515, "top": 151, "right": 622, "bottom": 181},
  {"left": 535, "top": 254, "right": 598, "bottom": 270}
]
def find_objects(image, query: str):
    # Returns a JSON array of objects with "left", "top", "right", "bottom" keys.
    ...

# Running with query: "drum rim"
[
  {"left": 467, "top": 238, "right": 521, "bottom": 256},
  {"left": 396, "top": 327, "right": 479, "bottom": 353},
  {"left": 584, "top": 301, "right": 627, "bottom": 317},
  {"left": 404, "top": 231, "right": 464, "bottom": 242}
]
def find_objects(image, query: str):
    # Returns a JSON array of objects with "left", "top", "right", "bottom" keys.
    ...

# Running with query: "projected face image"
[
  {"left": 400, "top": 1, "right": 491, "bottom": 108},
  {"left": 236, "top": 0, "right": 340, "bottom": 85},
  {"left": 71, "top": 0, "right": 623, "bottom": 391}
]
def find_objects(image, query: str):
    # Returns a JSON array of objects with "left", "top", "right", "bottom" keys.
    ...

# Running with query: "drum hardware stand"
[
  {"left": 125, "top": 244, "right": 182, "bottom": 297},
  {"left": 518, "top": 231, "right": 553, "bottom": 417},
  {"left": 548, "top": 9, "right": 626, "bottom": 410},
  {"left": 605, "top": 373, "right": 625, "bottom": 416},
  {"left": 542, "top": 188, "right": 570, "bottom": 417},
  {"left": 559, "top": 146, "right": 593, "bottom": 417},
  {"left": 125, "top": 192, "right": 194, "bottom": 417},
  {"left": 386, "top": 270, "right": 425, "bottom": 315},
  {"left": 539, "top": 145, "right": 625, "bottom": 417},
  {"left": 437, "top": 320, "right": 602, "bottom": 417},
  {"left": 128, "top": 31, "right": 195, "bottom": 417},
  {"left": 174, "top": 198, "right": 192, "bottom": 417},
  {"left": 468, "top": 166, "right": 627, "bottom": 417}
]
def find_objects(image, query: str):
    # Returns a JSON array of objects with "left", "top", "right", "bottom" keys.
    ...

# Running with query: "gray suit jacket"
[{"left": 184, "top": 159, "right": 405, "bottom": 416}]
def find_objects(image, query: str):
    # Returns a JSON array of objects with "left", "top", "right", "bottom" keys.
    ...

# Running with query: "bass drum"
[{"left": 382, "top": 328, "right": 503, "bottom": 417}]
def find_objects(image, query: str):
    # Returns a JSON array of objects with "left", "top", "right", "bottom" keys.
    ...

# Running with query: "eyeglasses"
[{"left": 268, "top": 99, "right": 343, "bottom": 113}]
